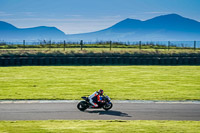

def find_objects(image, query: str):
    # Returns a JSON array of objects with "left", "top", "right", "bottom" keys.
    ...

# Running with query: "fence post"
[
  {"left": 168, "top": 41, "right": 170, "bottom": 51},
  {"left": 64, "top": 40, "right": 66, "bottom": 51},
  {"left": 139, "top": 41, "right": 142, "bottom": 50},
  {"left": 110, "top": 41, "right": 112, "bottom": 51},
  {"left": 43, "top": 40, "right": 46, "bottom": 50},
  {"left": 49, "top": 40, "right": 51, "bottom": 51},
  {"left": 23, "top": 40, "right": 25, "bottom": 50},
  {"left": 80, "top": 40, "right": 83, "bottom": 50},
  {"left": 194, "top": 40, "right": 196, "bottom": 51}
]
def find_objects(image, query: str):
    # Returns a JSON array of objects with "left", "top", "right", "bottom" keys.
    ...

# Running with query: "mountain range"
[
  {"left": 0, "top": 14, "right": 200, "bottom": 42},
  {"left": 0, "top": 21, "right": 66, "bottom": 41}
]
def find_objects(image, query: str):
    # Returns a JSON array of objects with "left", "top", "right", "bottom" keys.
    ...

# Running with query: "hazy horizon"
[{"left": 0, "top": 0, "right": 200, "bottom": 34}]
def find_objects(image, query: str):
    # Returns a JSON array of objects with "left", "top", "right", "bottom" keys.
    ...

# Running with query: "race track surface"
[{"left": 0, "top": 102, "right": 200, "bottom": 120}]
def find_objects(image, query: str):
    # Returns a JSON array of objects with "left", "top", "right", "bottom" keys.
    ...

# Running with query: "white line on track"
[{"left": 0, "top": 100, "right": 200, "bottom": 104}]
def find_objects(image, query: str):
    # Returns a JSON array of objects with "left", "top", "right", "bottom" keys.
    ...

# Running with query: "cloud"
[
  {"left": 0, "top": 11, "right": 13, "bottom": 16},
  {"left": 3, "top": 17, "right": 120, "bottom": 23},
  {"left": 64, "top": 15, "right": 82, "bottom": 17},
  {"left": 144, "top": 11, "right": 171, "bottom": 14},
  {"left": 101, "top": 15, "right": 122, "bottom": 19},
  {"left": 0, "top": 11, "right": 38, "bottom": 18},
  {"left": 21, "top": 12, "right": 37, "bottom": 17}
]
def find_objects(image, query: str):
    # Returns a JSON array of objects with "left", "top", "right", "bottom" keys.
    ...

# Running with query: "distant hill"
[
  {"left": 67, "top": 14, "right": 200, "bottom": 41},
  {"left": 0, "top": 21, "right": 66, "bottom": 41},
  {"left": 1, "top": 14, "right": 200, "bottom": 42}
]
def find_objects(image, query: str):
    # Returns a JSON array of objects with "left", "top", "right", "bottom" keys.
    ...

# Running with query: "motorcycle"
[{"left": 77, "top": 95, "right": 113, "bottom": 111}]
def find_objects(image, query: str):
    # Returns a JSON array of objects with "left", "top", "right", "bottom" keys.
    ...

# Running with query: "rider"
[{"left": 88, "top": 89, "right": 104, "bottom": 108}]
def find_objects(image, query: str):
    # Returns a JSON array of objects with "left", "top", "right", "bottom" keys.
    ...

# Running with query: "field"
[
  {"left": 1, "top": 48, "right": 200, "bottom": 53},
  {"left": 0, "top": 120, "right": 199, "bottom": 133},
  {"left": 1, "top": 48, "right": 200, "bottom": 59},
  {"left": 1, "top": 47, "right": 200, "bottom": 51},
  {"left": 0, "top": 66, "right": 199, "bottom": 100},
  {"left": 1, "top": 41, "right": 200, "bottom": 54}
]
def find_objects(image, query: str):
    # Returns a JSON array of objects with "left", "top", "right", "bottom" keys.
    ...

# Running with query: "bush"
[{"left": 0, "top": 49, "right": 200, "bottom": 57}]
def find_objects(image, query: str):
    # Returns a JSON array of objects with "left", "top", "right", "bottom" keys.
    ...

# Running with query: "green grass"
[
  {"left": 0, "top": 66, "right": 200, "bottom": 100},
  {"left": 1, "top": 48, "right": 200, "bottom": 52},
  {"left": 1, "top": 49, "right": 200, "bottom": 58},
  {"left": 0, "top": 120, "right": 199, "bottom": 133}
]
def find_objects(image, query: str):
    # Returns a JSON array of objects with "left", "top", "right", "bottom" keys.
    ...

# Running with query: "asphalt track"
[{"left": 0, "top": 101, "right": 200, "bottom": 121}]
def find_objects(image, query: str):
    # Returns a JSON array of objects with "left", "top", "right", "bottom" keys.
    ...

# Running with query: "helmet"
[{"left": 98, "top": 89, "right": 104, "bottom": 95}]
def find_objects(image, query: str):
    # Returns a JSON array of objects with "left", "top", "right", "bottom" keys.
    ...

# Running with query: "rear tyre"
[
  {"left": 77, "top": 101, "right": 88, "bottom": 111},
  {"left": 103, "top": 102, "right": 113, "bottom": 111}
]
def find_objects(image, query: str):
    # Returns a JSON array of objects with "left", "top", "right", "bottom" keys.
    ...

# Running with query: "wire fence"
[{"left": 0, "top": 40, "right": 200, "bottom": 51}]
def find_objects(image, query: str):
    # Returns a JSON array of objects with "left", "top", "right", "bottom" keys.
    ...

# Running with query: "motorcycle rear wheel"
[{"left": 77, "top": 101, "right": 88, "bottom": 111}]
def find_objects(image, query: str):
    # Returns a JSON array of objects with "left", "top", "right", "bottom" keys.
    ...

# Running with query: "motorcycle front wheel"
[{"left": 103, "top": 102, "right": 113, "bottom": 111}]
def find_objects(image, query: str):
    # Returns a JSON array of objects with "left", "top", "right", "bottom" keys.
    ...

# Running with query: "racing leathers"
[{"left": 88, "top": 91, "right": 102, "bottom": 107}]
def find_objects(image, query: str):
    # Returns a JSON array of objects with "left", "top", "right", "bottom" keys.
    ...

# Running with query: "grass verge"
[
  {"left": 0, "top": 66, "right": 199, "bottom": 100},
  {"left": 1, "top": 49, "right": 200, "bottom": 57},
  {"left": 0, "top": 120, "right": 199, "bottom": 133}
]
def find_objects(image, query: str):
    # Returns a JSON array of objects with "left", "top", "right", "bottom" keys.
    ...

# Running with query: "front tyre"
[
  {"left": 103, "top": 102, "right": 113, "bottom": 111},
  {"left": 77, "top": 101, "right": 88, "bottom": 111}
]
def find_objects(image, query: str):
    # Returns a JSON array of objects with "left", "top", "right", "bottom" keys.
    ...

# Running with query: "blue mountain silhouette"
[
  {"left": 67, "top": 14, "right": 200, "bottom": 41},
  {"left": 1, "top": 14, "right": 200, "bottom": 41},
  {"left": 0, "top": 21, "right": 66, "bottom": 41}
]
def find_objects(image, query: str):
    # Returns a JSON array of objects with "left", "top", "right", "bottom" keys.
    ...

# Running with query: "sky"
[{"left": 0, "top": 0, "right": 200, "bottom": 34}]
